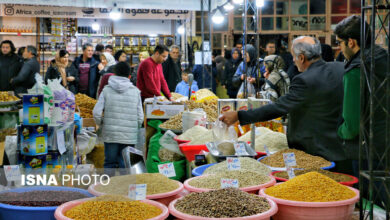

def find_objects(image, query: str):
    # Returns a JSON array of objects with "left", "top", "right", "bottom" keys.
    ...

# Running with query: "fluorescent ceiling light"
[
  {"left": 223, "top": 2, "right": 234, "bottom": 11},
  {"left": 212, "top": 9, "right": 224, "bottom": 24}
]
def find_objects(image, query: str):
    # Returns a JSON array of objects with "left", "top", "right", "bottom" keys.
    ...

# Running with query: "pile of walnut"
[
  {"left": 160, "top": 99, "right": 217, "bottom": 131},
  {"left": 75, "top": 93, "right": 97, "bottom": 118},
  {"left": 0, "top": 92, "right": 20, "bottom": 102}
]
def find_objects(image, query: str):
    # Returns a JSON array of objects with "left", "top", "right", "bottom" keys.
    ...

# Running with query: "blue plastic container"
[
  {"left": 257, "top": 156, "right": 336, "bottom": 170},
  {"left": 0, "top": 186, "right": 93, "bottom": 220},
  {"left": 192, "top": 163, "right": 217, "bottom": 176}
]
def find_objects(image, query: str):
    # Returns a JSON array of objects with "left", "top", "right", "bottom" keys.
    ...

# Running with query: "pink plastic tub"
[
  {"left": 169, "top": 196, "right": 278, "bottom": 220},
  {"left": 184, "top": 175, "right": 276, "bottom": 194},
  {"left": 271, "top": 171, "right": 359, "bottom": 187},
  {"left": 88, "top": 180, "right": 184, "bottom": 206},
  {"left": 54, "top": 198, "right": 169, "bottom": 220},
  {"left": 259, "top": 184, "right": 360, "bottom": 220}
]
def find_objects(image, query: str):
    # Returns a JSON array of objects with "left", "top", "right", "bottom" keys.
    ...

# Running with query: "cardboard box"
[
  {"left": 23, "top": 94, "right": 44, "bottom": 125},
  {"left": 145, "top": 104, "right": 185, "bottom": 119},
  {"left": 19, "top": 124, "right": 48, "bottom": 156}
]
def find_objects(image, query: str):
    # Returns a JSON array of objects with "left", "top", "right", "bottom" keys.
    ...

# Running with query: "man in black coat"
[
  {"left": 220, "top": 36, "right": 346, "bottom": 162},
  {"left": 0, "top": 40, "right": 21, "bottom": 91},
  {"left": 162, "top": 45, "right": 182, "bottom": 92},
  {"left": 11, "top": 45, "right": 40, "bottom": 94}
]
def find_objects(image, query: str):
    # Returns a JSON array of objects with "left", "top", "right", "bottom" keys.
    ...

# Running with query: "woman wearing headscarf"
[
  {"left": 98, "top": 52, "right": 116, "bottom": 75},
  {"left": 45, "top": 50, "right": 79, "bottom": 94},
  {"left": 232, "top": 44, "right": 264, "bottom": 98},
  {"left": 224, "top": 48, "right": 242, "bottom": 98},
  {"left": 262, "top": 55, "right": 290, "bottom": 101},
  {"left": 97, "top": 52, "right": 117, "bottom": 97}
]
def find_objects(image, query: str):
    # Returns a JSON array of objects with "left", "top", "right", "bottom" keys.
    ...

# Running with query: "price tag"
[
  {"left": 128, "top": 184, "right": 147, "bottom": 200},
  {"left": 255, "top": 129, "right": 260, "bottom": 136},
  {"left": 238, "top": 125, "right": 244, "bottom": 135},
  {"left": 283, "top": 153, "right": 297, "bottom": 167},
  {"left": 221, "top": 178, "right": 239, "bottom": 188},
  {"left": 263, "top": 145, "right": 271, "bottom": 156},
  {"left": 226, "top": 157, "right": 241, "bottom": 170},
  {"left": 234, "top": 143, "right": 247, "bottom": 156},
  {"left": 286, "top": 166, "right": 296, "bottom": 179},
  {"left": 51, "top": 51, "right": 56, "bottom": 56},
  {"left": 104, "top": 33, "right": 107, "bottom": 37},
  {"left": 4, "top": 165, "right": 21, "bottom": 182},
  {"left": 158, "top": 163, "right": 176, "bottom": 178},
  {"left": 88, "top": 33, "right": 91, "bottom": 37},
  {"left": 57, "top": 130, "right": 66, "bottom": 155}
]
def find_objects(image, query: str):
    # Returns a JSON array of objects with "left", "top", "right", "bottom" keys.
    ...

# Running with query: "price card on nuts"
[
  {"left": 226, "top": 157, "right": 241, "bottom": 170},
  {"left": 4, "top": 165, "right": 21, "bottom": 182},
  {"left": 158, "top": 163, "right": 176, "bottom": 178},
  {"left": 234, "top": 143, "right": 247, "bottom": 156},
  {"left": 283, "top": 153, "right": 297, "bottom": 167},
  {"left": 128, "top": 184, "right": 147, "bottom": 200},
  {"left": 220, "top": 178, "right": 239, "bottom": 188}
]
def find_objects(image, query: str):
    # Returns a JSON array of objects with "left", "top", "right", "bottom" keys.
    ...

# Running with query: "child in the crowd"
[
  {"left": 93, "top": 62, "right": 144, "bottom": 176},
  {"left": 175, "top": 70, "right": 199, "bottom": 96}
]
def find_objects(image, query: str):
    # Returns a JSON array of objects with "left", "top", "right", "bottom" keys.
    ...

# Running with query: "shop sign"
[{"left": 0, "top": 4, "right": 190, "bottom": 19}]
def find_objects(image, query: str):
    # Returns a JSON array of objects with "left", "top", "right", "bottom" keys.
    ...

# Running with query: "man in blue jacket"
[{"left": 73, "top": 43, "right": 100, "bottom": 98}]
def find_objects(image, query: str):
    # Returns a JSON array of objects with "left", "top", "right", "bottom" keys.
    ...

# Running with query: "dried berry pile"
[
  {"left": 175, "top": 188, "right": 270, "bottom": 218},
  {"left": 0, "top": 190, "right": 89, "bottom": 207}
]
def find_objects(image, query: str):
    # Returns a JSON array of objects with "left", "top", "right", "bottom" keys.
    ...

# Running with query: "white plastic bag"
[
  {"left": 237, "top": 81, "right": 256, "bottom": 98},
  {"left": 4, "top": 136, "right": 17, "bottom": 165},
  {"left": 212, "top": 119, "right": 237, "bottom": 142},
  {"left": 48, "top": 79, "right": 69, "bottom": 125},
  {"left": 76, "top": 129, "right": 97, "bottom": 155},
  {"left": 28, "top": 73, "right": 54, "bottom": 124},
  {"left": 159, "top": 130, "right": 184, "bottom": 156}
]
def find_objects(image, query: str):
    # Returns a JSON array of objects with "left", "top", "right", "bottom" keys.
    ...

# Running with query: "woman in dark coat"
[
  {"left": 224, "top": 48, "right": 242, "bottom": 98},
  {"left": 45, "top": 50, "right": 79, "bottom": 94}
]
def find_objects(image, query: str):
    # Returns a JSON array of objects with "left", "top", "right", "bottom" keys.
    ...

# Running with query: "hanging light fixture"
[
  {"left": 177, "top": 25, "right": 185, "bottom": 35},
  {"left": 223, "top": 1, "right": 234, "bottom": 11},
  {"left": 232, "top": 0, "right": 243, "bottom": 4},
  {"left": 212, "top": 8, "right": 224, "bottom": 24},
  {"left": 92, "top": 19, "right": 100, "bottom": 31},
  {"left": 256, "top": 0, "right": 264, "bottom": 7},
  {"left": 109, "top": 3, "right": 121, "bottom": 20}
]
